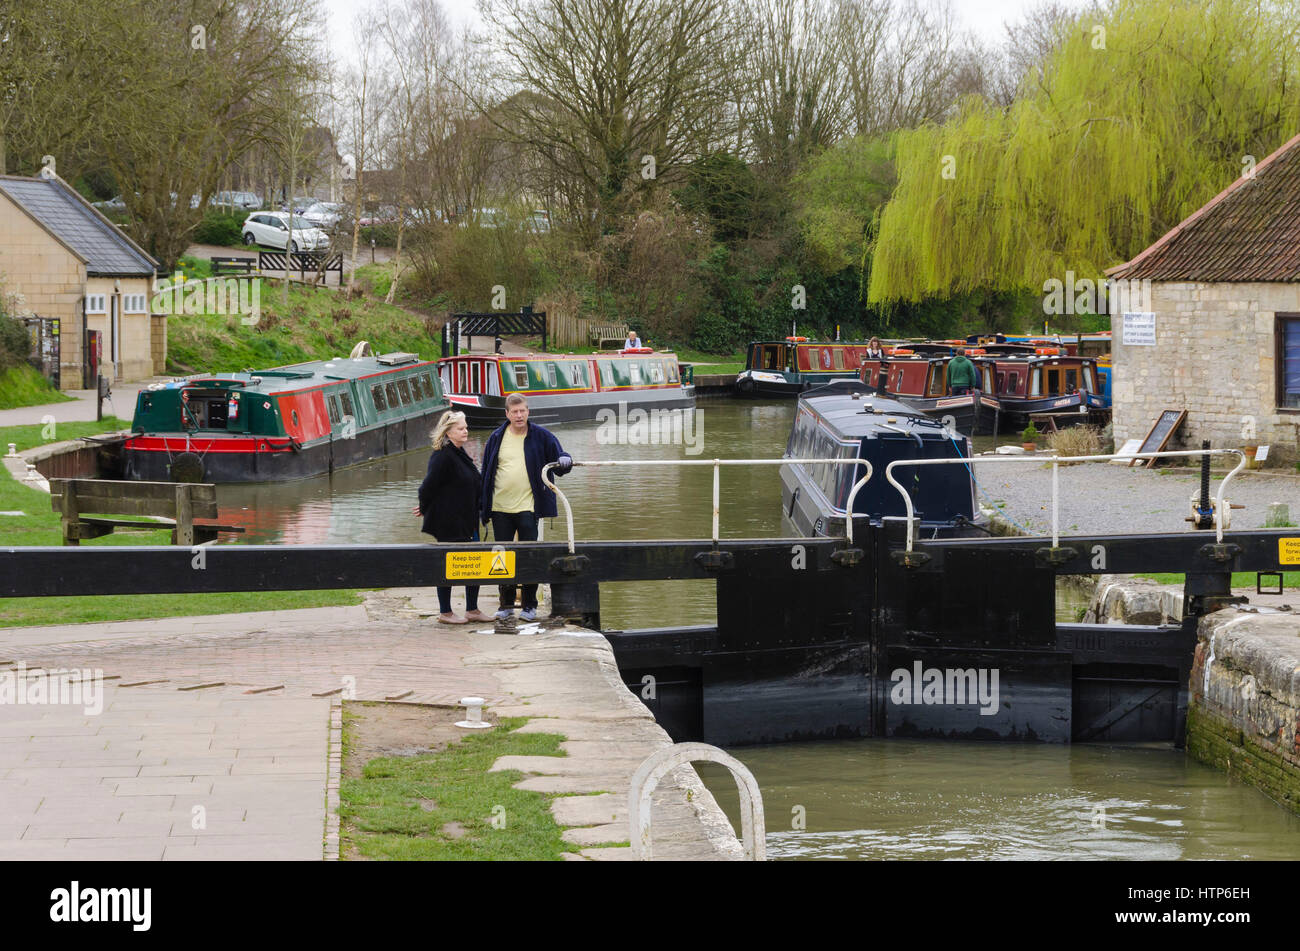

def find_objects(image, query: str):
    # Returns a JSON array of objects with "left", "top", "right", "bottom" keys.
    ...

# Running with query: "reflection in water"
[
  {"left": 211, "top": 398, "right": 1300, "bottom": 857},
  {"left": 698, "top": 740, "right": 1300, "bottom": 860}
]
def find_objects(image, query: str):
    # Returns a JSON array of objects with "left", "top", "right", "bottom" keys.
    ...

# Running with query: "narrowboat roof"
[
  {"left": 439, "top": 351, "right": 677, "bottom": 361},
  {"left": 158, "top": 353, "right": 436, "bottom": 395},
  {"left": 799, "top": 381, "right": 948, "bottom": 436}
]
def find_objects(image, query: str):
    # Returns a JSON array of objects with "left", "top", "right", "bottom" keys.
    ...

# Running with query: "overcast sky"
[{"left": 324, "top": 0, "right": 1057, "bottom": 65}]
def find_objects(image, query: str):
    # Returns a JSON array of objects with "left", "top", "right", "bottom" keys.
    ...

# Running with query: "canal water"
[{"left": 214, "top": 399, "right": 1300, "bottom": 859}]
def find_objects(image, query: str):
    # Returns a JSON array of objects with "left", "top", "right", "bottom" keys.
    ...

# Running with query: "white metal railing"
[
  {"left": 542, "top": 458, "right": 873, "bottom": 553},
  {"left": 885, "top": 449, "right": 1247, "bottom": 553}
]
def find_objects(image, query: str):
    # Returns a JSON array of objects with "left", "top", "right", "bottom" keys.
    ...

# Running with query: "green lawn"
[
  {"left": 0, "top": 422, "right": 361, "bottom": 627},
  {"left": 0, "top": 364, "right": 76, "bottom": 410},
  {"left": 2, "top": 416, "right": 131, "bottom": 452},
  {"left": 1137, "top": 572, "right": 1300, "bottom": 587},
  {"left": 340, "top": 713, "right": 581, "bottom": 860}
]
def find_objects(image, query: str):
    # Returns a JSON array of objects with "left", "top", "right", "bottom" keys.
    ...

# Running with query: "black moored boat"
[{"left": 780, "top": 380, "right": 982, "bottom": 539}]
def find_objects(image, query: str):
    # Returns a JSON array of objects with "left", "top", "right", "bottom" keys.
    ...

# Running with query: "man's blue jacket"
[{"left": 480, "top": 421, "right": 571, "bottom": 523}]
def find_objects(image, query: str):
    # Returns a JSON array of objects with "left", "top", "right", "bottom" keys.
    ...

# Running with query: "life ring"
[
  {"left": 1034, "top": 347, "right": 1059, "bottom": 355},
  {"left": 785, "top": 336, "right": 808, "bottom": 342}
]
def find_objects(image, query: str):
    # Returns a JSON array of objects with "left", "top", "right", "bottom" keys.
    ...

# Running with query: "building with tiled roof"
[
  {"left": 0, "top": 171, "right": 162, "bottom": 388},
  {"left": 1106, "top": 132, "right": 1300, "bottom": 461}
]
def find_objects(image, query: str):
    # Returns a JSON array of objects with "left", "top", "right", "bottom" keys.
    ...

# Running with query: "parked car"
[
  {"left": 358, "top": 205, "right": 400, "bottom": 227},
  {"left": 302, "top": 201, "right": 344, "bottom": 230},
  {"left": 93, "top": 195, "right": 128, "bottom": 211},
  {"left": 216, "top": 191, "right": 262, "bottom": 210},
  {"left": 241, "top": 211, "right": 331, "bottom": 252},
  {"left": 528, "top": 210, "right": 551, "bottom": 234}
]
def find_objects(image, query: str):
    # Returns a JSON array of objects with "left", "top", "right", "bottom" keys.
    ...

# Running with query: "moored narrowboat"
[
  {"left": 780, "top": 380, "right": 981, "bottom": 539},
  {"left": 735, "top": 338, "right": 878, "bottom": 396},
  {"left": 858, "top": 349, "right": 1000, "bottom": 436},
  {"left": 122, "top": 351, "right": 448, "bottom": 483},
  {"left": 974, "top": 351, "right": 1108, "bottom": 430},
  {"left": 437, "top": 349, "right": 694, "bottom": 427}
]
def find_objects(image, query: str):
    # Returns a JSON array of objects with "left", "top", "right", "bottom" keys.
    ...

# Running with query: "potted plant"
[{"left": 1021, "top": 423, "right": 1039, "bottom": 452}]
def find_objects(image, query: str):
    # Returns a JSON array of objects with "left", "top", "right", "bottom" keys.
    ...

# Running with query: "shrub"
[
  {"left": 0, "top": 314, "right": 32, "bottom": 370},
  {"left": 1047, "top": 423, "right": 1102, "bottom": 457},
  {"left": 1021, "top": 423, "right": 1039, "bottom": 443},
  {"left": 192, "top": 210, "right": 246, "bottom": 247}
]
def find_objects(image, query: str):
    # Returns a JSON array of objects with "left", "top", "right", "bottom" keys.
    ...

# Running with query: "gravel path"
[{"left": 968, "top": 459, "right": 1300, "bottom": 536}]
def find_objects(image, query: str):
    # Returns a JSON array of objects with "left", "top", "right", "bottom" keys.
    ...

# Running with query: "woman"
[
  {"left": 865, "top": 336, "right": 884, "bottom": 360},
  {"left": 415, "top": 411, "right": 489, "bottom": 624}
]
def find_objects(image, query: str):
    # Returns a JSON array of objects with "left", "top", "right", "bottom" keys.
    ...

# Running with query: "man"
[
  {"left": 480, "top": 394, "right": 573, "bottom": 622},
  {"left": 947, "top": 347, "right": 979, "bottom": 396},
  {"left": 624, "top": 329, "right": 643, "bottom": 349}
]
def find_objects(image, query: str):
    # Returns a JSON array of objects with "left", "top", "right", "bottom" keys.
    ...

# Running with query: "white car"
[
  {"left": 301, "top": 201, "right": 344, "bottom": 230},
  {"left": 241, "top": 211, "right": 331, "bottom": 251}
]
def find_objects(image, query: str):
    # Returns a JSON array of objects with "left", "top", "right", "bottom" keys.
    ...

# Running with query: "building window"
[
  {"left": 122, "top": 293, "right": 148, "bottom": 314},
  {"left": 1279, "top": 315, "right": 1300, "bottom": 409},
  {"left": 85, "top": 294, "right": 107, "bottom": 314}
]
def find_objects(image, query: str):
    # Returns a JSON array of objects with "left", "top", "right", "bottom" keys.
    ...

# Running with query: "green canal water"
[{"left": 215, "top": 399, "right": 1300, "bottom": 859}]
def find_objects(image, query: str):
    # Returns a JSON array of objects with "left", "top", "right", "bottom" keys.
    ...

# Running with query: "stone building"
[
  {"left": 1106, "top": 132, "right": 1300, "bottom": 462},
  {"left": 0, "top": 171, "right": 162, "bottom": 388}
]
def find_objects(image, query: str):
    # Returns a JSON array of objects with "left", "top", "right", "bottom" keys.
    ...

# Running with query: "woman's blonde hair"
[{"left": 431, "top": 410, "right": 467, "bottom": 450}]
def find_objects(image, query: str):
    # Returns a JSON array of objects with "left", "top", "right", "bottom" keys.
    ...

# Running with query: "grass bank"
[
  {"left": 0, "top": 419, "right": 361, "bottom": 628},
  {"left": 165, "top": 256, "right": 440, "bottom": 374},
  {"left": 1137, "top": 572, "right": 1300, "bottom": 587},
  {"left": 3, "top": 416, "right": 131, "bottom": 451},
  {"left": 340, "top": 711, "right": 572, "bottom": 860},
  {"left": 0, "top": 365, "right": 76, "bottom": 410}
]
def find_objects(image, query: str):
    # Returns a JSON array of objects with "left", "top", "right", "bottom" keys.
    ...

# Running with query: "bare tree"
[{"left": 339, "top": 8, "right": 390, "bottom": 286}]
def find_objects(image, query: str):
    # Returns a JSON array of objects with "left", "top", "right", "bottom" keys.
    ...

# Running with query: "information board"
[{"left": 1122, "top": 312, "right": 1156, "bottom": 346}]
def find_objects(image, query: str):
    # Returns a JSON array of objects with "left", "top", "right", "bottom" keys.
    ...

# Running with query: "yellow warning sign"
[
  {"left": 446, "top": 550, "right": 515, "bottom": 579},
  {"left": 1280, "top": 538, "right": 1300, "bottom": 566}
]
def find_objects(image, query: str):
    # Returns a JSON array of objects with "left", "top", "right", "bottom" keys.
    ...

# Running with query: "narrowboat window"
[
  {"left": 341, "top": 392, "right": 354, "bottom": 418},
  {"left": 832, "top": 349, "right": 844, "bottom": 370},
  {"left": 470, "top": 364, "right": 480, "bottom": 393},
  {"left": 649, "top": 363, "right": 664, "bottom": 384},
  {"left": 928, "top": 366, "right": 944, "bottom": 396},
  {"left": 372, "top": 384, "right": 388, "bottom": 411},
  {"left": 1082, "top": 367, "right": 1096, "bottom": 392},
  {"left": 630, "top": 362, "right": 642, "bottom": 384},
  {"left": 1064, "top": 368, "right": 1077, "bottom": 392},
  {"left": 1008, "top": 372, "right": 1018, "bottom": 390},
  {"left": 327, "top": 396, "right": 341, "bottom": 425},
  {"left": 397, "top": 379, "right": 413, "bottom": 404},
  {"left": 569, "top": 363, "right": 586, "bottom": 387},
  {"left": 291, "top": 409, "right": 300, "bottom": 427},
  {"left": 512, "top": 364, "right": 530, "bottom": 389},
  {"left": 763, "top": 347, "right": 778, "bottom": 370},
  {"left": 385, "top": 382, "right": 399, "bottom": 407},
  {"left": 667, "top": 362, "right": 679, "bottom": 383},
  {"left": 414, "top": 374, "right": 430, "bottom": 400},
  {"left": 545, "top": 363, "right": 558, "bottom": 387},
  {"left": 457, "top": 363, "right": 468, "bottom": 392}
]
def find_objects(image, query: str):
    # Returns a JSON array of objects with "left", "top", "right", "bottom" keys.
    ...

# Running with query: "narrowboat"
[
  {"left": 974, "top": 351, "right": 1108, "bottom": 431},
  {"left": 122, "top": 351, "right": 448, "bottom": 483},
  {"left": 780, "top": 381, "right": 981, "bottom": 540},
  {"left": 437, "top": 349, "right": 694, "bottom": 428},
  {"left": 735, "top": 338, "right": 879, "bottom": 396},
  {"left": 858, "top": 349, "right": 1001, "bottom": 436}
]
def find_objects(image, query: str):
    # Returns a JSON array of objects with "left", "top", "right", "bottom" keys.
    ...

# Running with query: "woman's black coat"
[{"left": 418, "top": 444, "right": 482, "bottom": 542}]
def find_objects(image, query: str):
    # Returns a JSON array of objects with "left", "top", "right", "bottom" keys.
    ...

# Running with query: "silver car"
[{"left": 241, "top": 211, "right": 331, "bottom": 251}]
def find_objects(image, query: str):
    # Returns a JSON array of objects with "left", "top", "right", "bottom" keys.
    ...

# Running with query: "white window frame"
[
  {"left": 85, "top": 294, "right": 107, "bottom": 314},
  {"left": 122, "top": 293, "right": 148, "bottom": 314}
]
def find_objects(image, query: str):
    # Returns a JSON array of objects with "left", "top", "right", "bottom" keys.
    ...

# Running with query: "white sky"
[{"left": 325, "top": 0, "right": 1054, "bottom": 66}]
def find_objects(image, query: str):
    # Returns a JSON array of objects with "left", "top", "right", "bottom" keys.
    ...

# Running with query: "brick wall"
[{"left": 1110, "top": 282, "right": 1300, "bottom": 463}]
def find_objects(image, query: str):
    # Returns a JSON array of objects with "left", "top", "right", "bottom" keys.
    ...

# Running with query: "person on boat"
[
  {"left": 865, "top": 337, "right": 884, "bottom": 360},
  {"left": 624, "top": 330, "right": 644, "bottom": 349},
  {"left": 947, "top": 348, "right": 978, "bottom": 396},
  {"left": 416, "top": 410, "right": 490, "bottom": 626},
  {"left": 480, "top": 393, "right": 574, "bottom": 622}
]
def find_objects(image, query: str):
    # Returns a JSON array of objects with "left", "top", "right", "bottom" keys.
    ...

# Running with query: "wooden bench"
[
  {"left": 210, "top": 255, "right": 257, "bottom": 277},
  {"left": 50, "top": 479, "right": 246, "bottom": 546},
  {"left": 588, "top": 322, "right": 628, "bottom": 349}
]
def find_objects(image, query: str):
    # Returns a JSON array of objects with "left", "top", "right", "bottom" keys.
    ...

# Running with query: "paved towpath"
[{"left": 0, "top": 590, "right": 738, "bottom": 861}]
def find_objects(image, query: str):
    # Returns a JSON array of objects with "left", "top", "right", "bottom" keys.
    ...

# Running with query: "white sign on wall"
[{"left": 1122, "top": 312, "right": 1156, "bottom": 346}]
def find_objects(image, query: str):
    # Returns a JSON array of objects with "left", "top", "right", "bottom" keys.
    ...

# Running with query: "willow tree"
[{"left": 867, "top": 0, "right": 1300, "bottom": 303}]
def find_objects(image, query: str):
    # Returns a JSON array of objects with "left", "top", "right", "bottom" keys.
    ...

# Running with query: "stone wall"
[
  {"left": 1187, "top": 608, "right": 1300, "bottom": 815},
  {"left": 1110, "top": 282, "right": 1300, "bottom": 464}
]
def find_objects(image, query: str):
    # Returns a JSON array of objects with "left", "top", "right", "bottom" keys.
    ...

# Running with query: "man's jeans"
[{"left": 491, "top": 511, "right": 539, "bottom": 611}]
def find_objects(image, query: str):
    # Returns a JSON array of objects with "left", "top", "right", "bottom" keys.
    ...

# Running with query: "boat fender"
[
  {"left": 735, "top": 376, "right": 755, "bottom": 393},
  {"left": 170, "top": 452, "right": 204, "bottom": 483}
]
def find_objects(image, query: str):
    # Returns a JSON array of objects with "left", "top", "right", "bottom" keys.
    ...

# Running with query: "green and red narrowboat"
[
  {"left": 437, "top": 349, "right": 694, "bottom": 427},
  {"left": 122, "top": 352, "right": 448, "bottom": 483}
]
